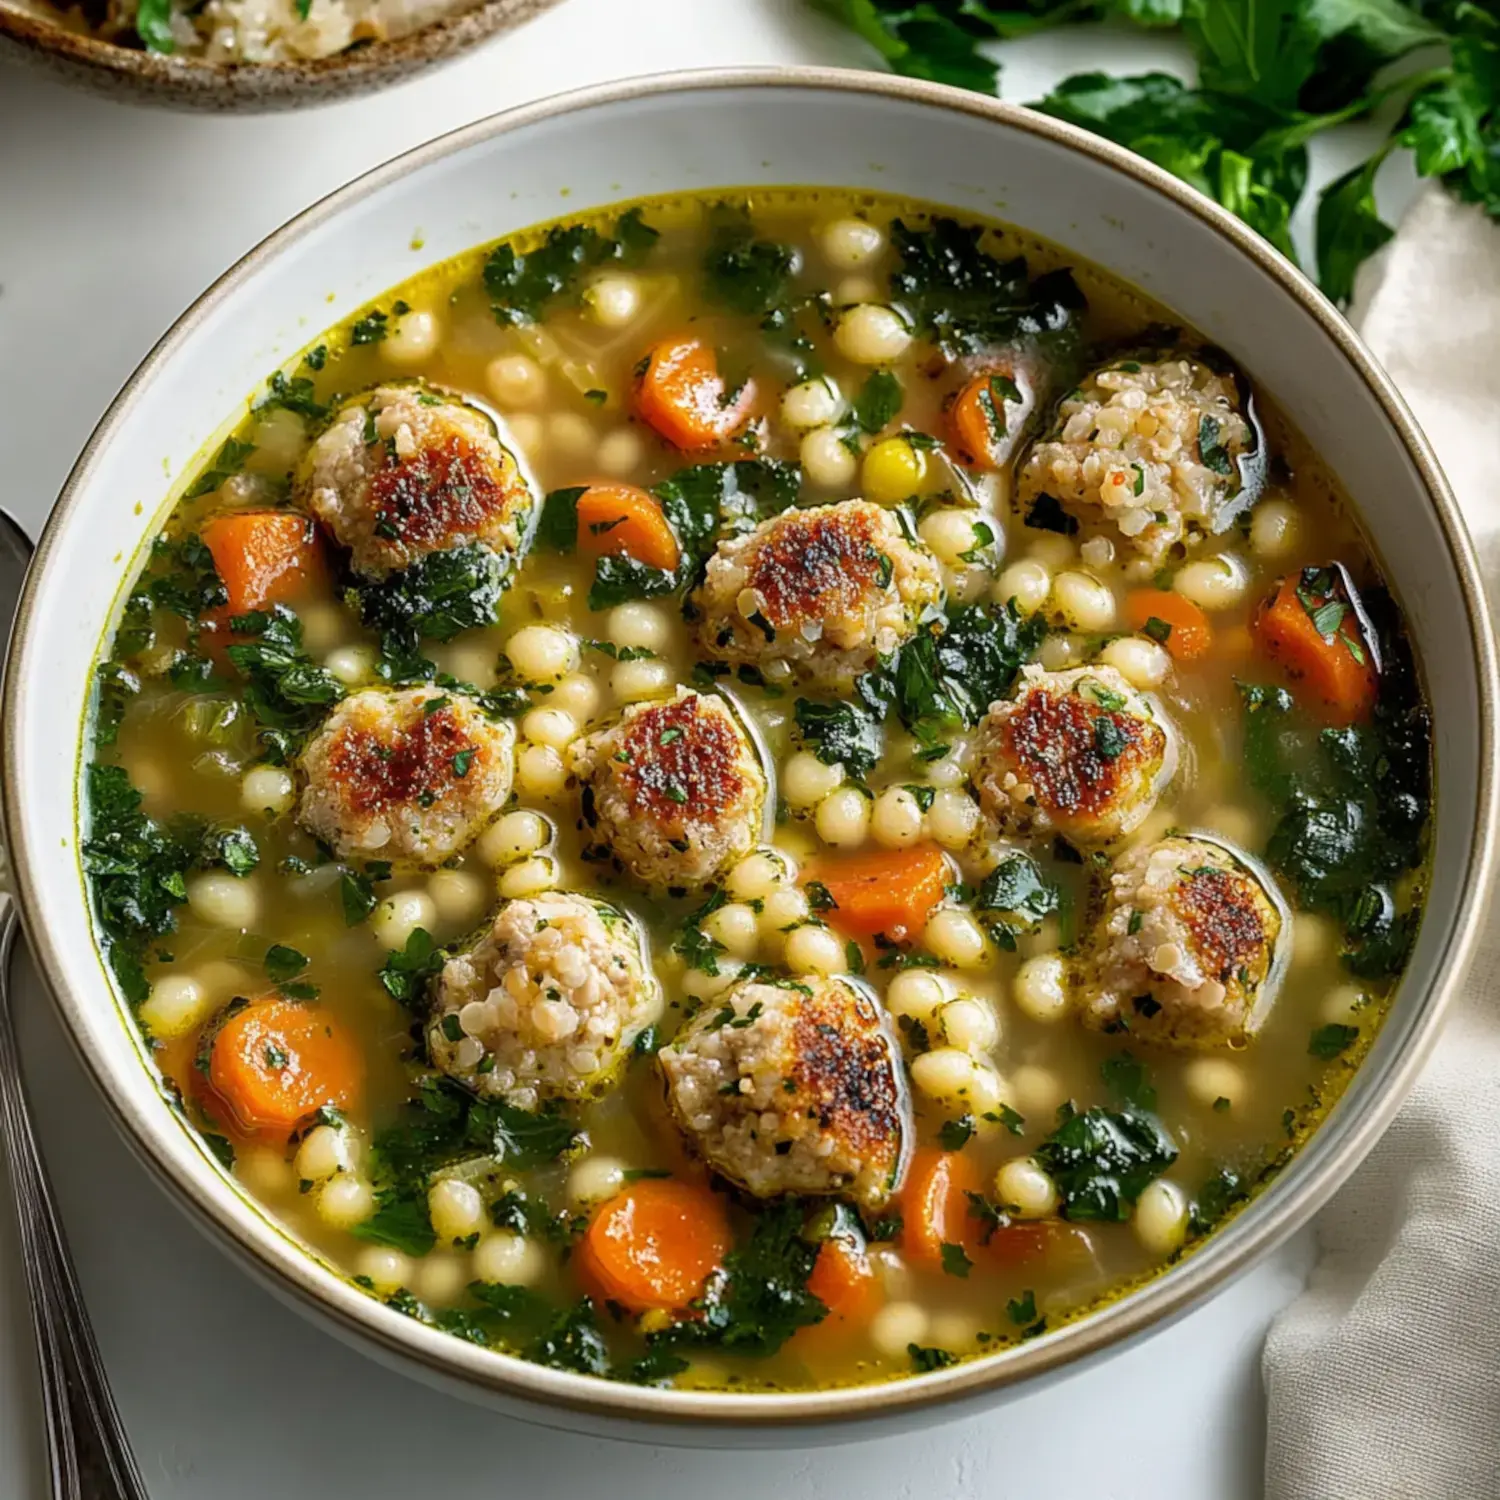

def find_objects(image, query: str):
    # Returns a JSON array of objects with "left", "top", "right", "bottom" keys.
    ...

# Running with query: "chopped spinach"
[
  {"left": 1033, "top": 1103, "right": 1178, "bottom": 1222},
  {"left": 1309, "top": 1022, "right": 1359, "bottom": 1059},
  {"left": 484, "top": 210, "right": 660, "bottom": 326},
  {"left": 703, "top": 204, "right": 798, "bottom": 318},
  {"left": 975, "top": 852, "right": 1059, "bottom": 950},
  {"left": 378, "top": 928, "right": 446, "bottom": 1010},
  {"left": 224, "top": 605, "right": 345, "bottom": 747},
  {"left": 1190, "top": 1164, "right": 1249, "bottom": 1234}
]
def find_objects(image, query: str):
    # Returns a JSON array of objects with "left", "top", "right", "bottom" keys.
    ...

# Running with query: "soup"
[{"left": 81, "top": 190, "right": 1431, "bottom": 1392}]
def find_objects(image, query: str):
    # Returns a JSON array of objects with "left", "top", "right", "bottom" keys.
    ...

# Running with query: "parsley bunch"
[{"left": 812, "top": 0, "right": 1500, "bottom": 303}]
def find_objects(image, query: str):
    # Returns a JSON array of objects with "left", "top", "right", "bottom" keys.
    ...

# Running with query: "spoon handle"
[{"left": 0, "top": 896, "right": 151, "bottom": 1499}]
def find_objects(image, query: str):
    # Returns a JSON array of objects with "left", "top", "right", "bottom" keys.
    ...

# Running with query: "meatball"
[
  {"left": 1080, "top": 836, "right": 1286, "bottom": 1048},
  {"left": 294, "top": 382, "right": 534, "bottom": 579},
  {"left": 658, "top": 975, "right": 910, "bottom": 1208},
  {"left": 428, "top": 892, "right": 660, "bottom": 1109},
  {"left": 297, "top": 686, "right": 513, "bottom": 869},
  {"left": 691, "top": 500, "right": 942, "bottom": 689},
  {"left": 569, "top": 689, "right": 766, "bottom": 891},
  {"left": 970, "top": 664, "right": 1173, "bottom": 845},
  {"left": 1017, "top": 356, "right": 1252, "bottom": 562}
]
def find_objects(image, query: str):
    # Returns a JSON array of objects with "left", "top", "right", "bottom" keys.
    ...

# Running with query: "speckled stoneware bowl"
[
  {"left": 0, "top": 0, "right": 560, "bottom": 110},
  {"left": 4, "top": 69, "right": 1497, "bottom": 1444}
]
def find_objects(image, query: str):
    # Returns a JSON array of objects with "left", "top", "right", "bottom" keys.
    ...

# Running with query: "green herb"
[
  {"left": 340, "top": 869, "right": 379, "bottom": 926},
  {"left": 1093, "top": 715, "right": 1129, "bottom": 762},
  {"left": 535, "top": 486, "right": 586, "bottom": 553},
  {"left": 1190, "top": 1165, "right": 1249, "bottom": 1233},
  {"left": 524, "top": 1299, "right": 610, "bottom": 1376},
  {"left": 848, "top": 370, "right": 904, "bottom": 434},
  {"left": 940, "top": 1241, "right": 973, "bottom": 1278},
  {"left": 1100, "top": 1051, "right": 1156, "bottom": 1111},
  {"left": 378, "top": 928, "right": 445, "bottom": 1010},
  {"left": 224, "top": 606, "right": 344, "bottom": 741},
  {"left": 351, "top": 1184, "right": 435, "bottom": 1257},
  {"left": 1007, "top": 1290, "right": 1038, "bottom": 1327},
  {"left": 483, "top": 211, "right": 658, "bottom": 325},
  {"left": 703, "top": 204, "right": 798, "bottom": 317},
  {"left": 199, "top": 825, "right": 260, "bottom": 877},
  {"left": 908, "top": 1343, "right": 958, "bottom": 1373},
  {"left": 974, "top": 851, "right": 1059, "bottom": 950},
  {"left": 259, "top": 370, "right": 329, "bottom": 423},
  {"left": 187, "top": 437, "right": 256, "bottom": 499},
  {"left": 938, "top": 1115, "right": 975, "bottom": 1151},
  {"left": 134, "top": 0, "right": 174, "bottom": 51},
  {"left": 264, "top": 944, "right": 309, "bottom": 984},
  {"left": 350, "top": 310, "right": 389, "bottom": 345},
  {"left": 587, "top": 555, "right": 677, "bottom": 611},
  {"left": 1024, "top": 493, "right": 1079, "bottom": 535},
  {"left": 1142, "top": 615, "right": 1173, "bottom": 644},
  {"left": 1309, "top": 1022, "right": 1359, "bottom": 1059},
  {"left": 1034, "top": 1103, "right": 1178, "bottom": 1221}
]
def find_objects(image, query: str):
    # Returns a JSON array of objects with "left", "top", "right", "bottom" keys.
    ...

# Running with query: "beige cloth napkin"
[{"left": 1263, "top": 184, "right": 1500, "bottom": 1500}]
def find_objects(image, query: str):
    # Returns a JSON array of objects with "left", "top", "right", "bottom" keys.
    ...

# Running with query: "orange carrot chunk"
[
  {"left": 633, "top": 336, "right": 757, "bottom": 451},
  {"left": 575, "top": 483, "right": 681, "bottom": 571},
  {"left": 575, "top": 1178, "right": 731, "bottom": 1314},
  {"left": 1124, "top": 588, "right": 1213, "bottom": 662},
  {"left": 987, "top": 1219, "right": 1097, "bottom": 1272},
  {"left": 806, "top": 844, "right": 949, "bottom": 944},
  {"left": 807, "top": 1234, "right": 884, "bottom": 1326},
  {"left": 899, "top": 1149, "right": 985, "bottom": 1268},
  {"left": 206, "top": 998, "right": 362, "bottom": 1141},
  {"left": 201, "top": 510, "right": 326, "bottom": 618},
  {"left": 946, "top": 365, "right": 1027, "bottom": 470},
  {"left": 1254, "top": 572, "right": 1377, "bottom": 726}
]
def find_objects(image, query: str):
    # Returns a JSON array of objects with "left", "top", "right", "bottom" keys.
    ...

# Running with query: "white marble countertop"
[{"left": 0, "top": 3, "right": 1375, "bottom": 1493}]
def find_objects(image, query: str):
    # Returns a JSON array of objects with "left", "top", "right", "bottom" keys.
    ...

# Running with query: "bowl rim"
[{"left": 5, "top": 64, "right": 1496, "bottom": 1430}]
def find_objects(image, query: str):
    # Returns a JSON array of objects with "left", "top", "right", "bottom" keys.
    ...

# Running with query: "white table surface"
[{"left": 1, "top": 2, "right": 1400, "bottom": 1493}]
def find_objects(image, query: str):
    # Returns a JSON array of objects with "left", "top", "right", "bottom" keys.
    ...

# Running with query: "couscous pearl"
[
  {"left": 139, "top": 974, "right": 212, "bottom": 1041},
  {"left": 611, "top": 657, "right": 674, "bottom": 704},
  {"left": 1134, "top": 1180, "right": 1190, "bottom": 1256},
  {"left": 355, "top": 1246, "right": 412, "bottom": 1295},
  {"left": 911, "top": 1047, "right": 980, "bottom": 1107},
  {"left": 800, "top": 425, "right": 859, "bottom": 489},
  {"left": 429, "top": 1178, "right": 487, "bottom": 1242},
  {"left": 498, "top": 854, "right": 560, "bottom": 900},
  {"left": 871, "top": 786, "right": 925, "bottom": 849},
  {"left": 1201, "top": 803, "right": 1258, "bottom": 848},
  {"left": 196, "top": 958, "right": 257, "bottom": 1000},
  {"left": 568, "top": 1155, "right": 628, "bottom": 1207},
  {"left": 415, "top": 1254, "right": 470, "bottom": 1306},
  {"left": 727, "top": 849, "right": 789, "bottom": 901},
  {"left": 923, "top": 909, "right": 987, "bottom": 969},
  {"left": 784, "top": 923, "right": 847, "bottom": 975},
  {"left": 325, "top": 645, "right": 378, "bottom": 686},
  {"left": 584, "top": 273, "right": 642, "bottom": 328},
  {"left": 1250, "top": 498, "right": 1301, "bottom": 559},
  {"left": 505, "top": 624, "right": 578, "bottom": 683},
  {"left": 940, "top": 996, "right": 998, "bottom": 1055},
  {"left": 928, "top": 1312, "right": 981, "bottom": 1355},
  {"left": 1100, "top": 635, "right": 1172, "bottom": 691},
  {"left": 927, "top": 789, "right": 979, "bottom": 851},
  {"left": 995, "top": 1157, "right": 1060, "bottom": 1219},
  {"left": 1322, "top": 984, "right": 1368, "bottom": 1025},
  {"left": 1174, "top": 555, "right": 1248, "bottom": 611},
  {"left": 780, "top": 377, "right": 842, "bottom": 431},
  {"left": 1010, "top": 1063, "right": 1066, "bottom": 1119},
  {"left": 473, "top": 1231, "right": 547, "bottom": 1286},
  {"left": 1013, "top": 952, "right": 1069, "bottom": 1022},
  {"left": 186, "top": 872, "right": 260, "bottom": 931},
  {"left": 870, "top": 1301, "right": 929, "bottom": 1358},
  {"left": 372, "top": 890, "right": 438, "bottom": 951},
  {"left": 886, "top": 969, "right": 948, "bottom": 1023},
  {"left": 522, "top": 706, "right": 578, "bottom": 751},
  {"left": 294, "top": 598, "right": 350, "bottom": 656},
  {"left": 822, "top": 216, "right": 885, "bottom": 269},
  {"left": 239, "top": 764, "right": 296, "bottom": 818},
  {"left": 682, "top": 962, "right": 742, "bottom": 1001},
  {"left": 1079, "top": 534, "right": 1115, "bottom": 569},
  {"left": 551, "top": 673, "right": 602, "bottom": 723},
  {"left": 861, "top": 437, "right": 927, "bottom": 506},
  {"left": 597, "top": 427, "right": 646, "bottom": 476},
  {"left": 476, "top": 809, "right": 550, "bottom": 865},
  {"left": 317, "top": 1173, "right": 375, "bottom": 1229},
  {"left": 1028, "top": 534, "right": 1077, "bottom": 570},
  {"left": 384, "top": 309, "right": 441, "bottom": 366},
  {"left": 434, "top": 639, "right": 499, "bottom": 688},
  {"left": 606, "top": 601, "right": 672, "bottom": 654},
  {"left": 486, "top": 353, "right": 547, "bottom": 408},
  {"left": 994, "top": 559, "right": 1051, "bottom": 615},
  {"left": 835, "top": 304, "right": 912, "bottom": 365},
  {"left": 251, "top": 406, "right": 307, "bottom": 470},
  {"left": 703, "top": 901, "right": 761, "bottom": 959},
  {"left": 548, "top": 412, "right": 597, "bottom": 461},
  {"left": 237, "top": 1146, "right": 294, "bottom": 1197},
  {"left": 783, "top": 751, "right": 844, "bottom": 809},
  {"left": 428, "top": 868, "right": 488, "bottom": 927},
  {"left": 296, "top": 1124, "right": 357, "bottom": 1184},
  {"left": 516, "top": 743, "right": 568, "bottom": 799},
  {"left": 506, "top": 412, "right": 544, "bottom": 453},
  {"left": 919, "top": 508, "right": 981, "bottom": 567},
  {"left": 1292, "top": 912, "right": 1336, "bottom": 967},
  {"left": 815, "top": 786, "right": 871, "bottom": 848},
  {"left": 1052, "top": 570, "right": 1117, "bottom": 632},
  {"left": 759, "top": 885, "right": 810, "bottom": 935},
  {"left": 1183, "top": 1056, "right": 1247, "bottom": 1110}
]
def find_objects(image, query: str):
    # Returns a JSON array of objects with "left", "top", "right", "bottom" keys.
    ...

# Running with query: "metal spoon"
[{"left": 0, "top": 510, "right": 149, "bottom": 1499}]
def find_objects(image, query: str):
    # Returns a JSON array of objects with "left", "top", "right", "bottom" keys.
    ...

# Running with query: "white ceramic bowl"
[{"left": 4, "top": 68, "right": 1497, "bottom": 1444}]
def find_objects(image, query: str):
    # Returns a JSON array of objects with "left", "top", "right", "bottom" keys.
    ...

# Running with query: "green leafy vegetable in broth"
[
  {"left": 484, "top": 210, "right": 661, "bottom": 326},
  {"left": 1034, "top": 1104, "right": 1178, "bottom": 1221},
  {"left": 225, "top": 606, "right": 345, "bottom": 738},
  {"left": 703, "top": 205, "right": 799, "bottom": 318}
]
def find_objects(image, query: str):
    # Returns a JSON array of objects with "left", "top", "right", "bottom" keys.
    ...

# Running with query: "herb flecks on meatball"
[
  {"left": 429, "top": 892, "right": 660, "bottom": 1109},
  {"left": 1080, "top": 835, "right": 1285, "bottom": 1049},
  {"left": 295, "top": 382, "right": 533, "bottom": 579},
  {"left": 658, "top": 974, "right": 910, "bottom": 1208},
  {"left": 570, "top": 689, "right": 766, "bottom": 891},
  {"left": 1018, "top": 356, "right": 1251, "bottom": 562},
  {"left": 971, "top": 664, "right": 1172, "bottom": 845},
  {"left": 297, "top": 686, "right": 513, "bottom": 869},
  {"left": 692, "top": 500, "right": 942, "bottom": 690}
]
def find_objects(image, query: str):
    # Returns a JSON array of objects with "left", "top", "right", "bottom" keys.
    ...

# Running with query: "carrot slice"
[
  {"left": 633, "top": 336, "right": 757, "bottom": 450},
  {"left": 805, "top": 844, "right": 950, "bottom": 944},
  {"left": 807, "top": 1234, "right": 884, "bottom": 1325},
  {"left": 1125, "top": 588, "right": 1212, "bottom": 662},
  {"left": 899, "top": 1149, "right": 985, "bottom": 1267},
  {"left": 987, "top": 1220, "right": 1097, "bottom": 1272},
  {"left": 1254, "top": 573, "right": 1377, "bottom": 726},
  {"left": 206, "top": 998, "right": 362, "bottom": 1141},
  {"left": 575, "top": 483, "right": 681, "bottom": 571},
  {"left": 201, "top": 510, "right": 326, "bottom": 618},
  {"left": 575, "top": 1178, "right": 731, "bottom": 1314},
  {"left": 946, "top": 365, "right": 1028, "bottom": 469}
]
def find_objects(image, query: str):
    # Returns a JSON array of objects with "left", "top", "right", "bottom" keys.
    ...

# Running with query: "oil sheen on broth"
[{"left": 82, "top": 190, "right": 1432, "bottom": 1393}]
